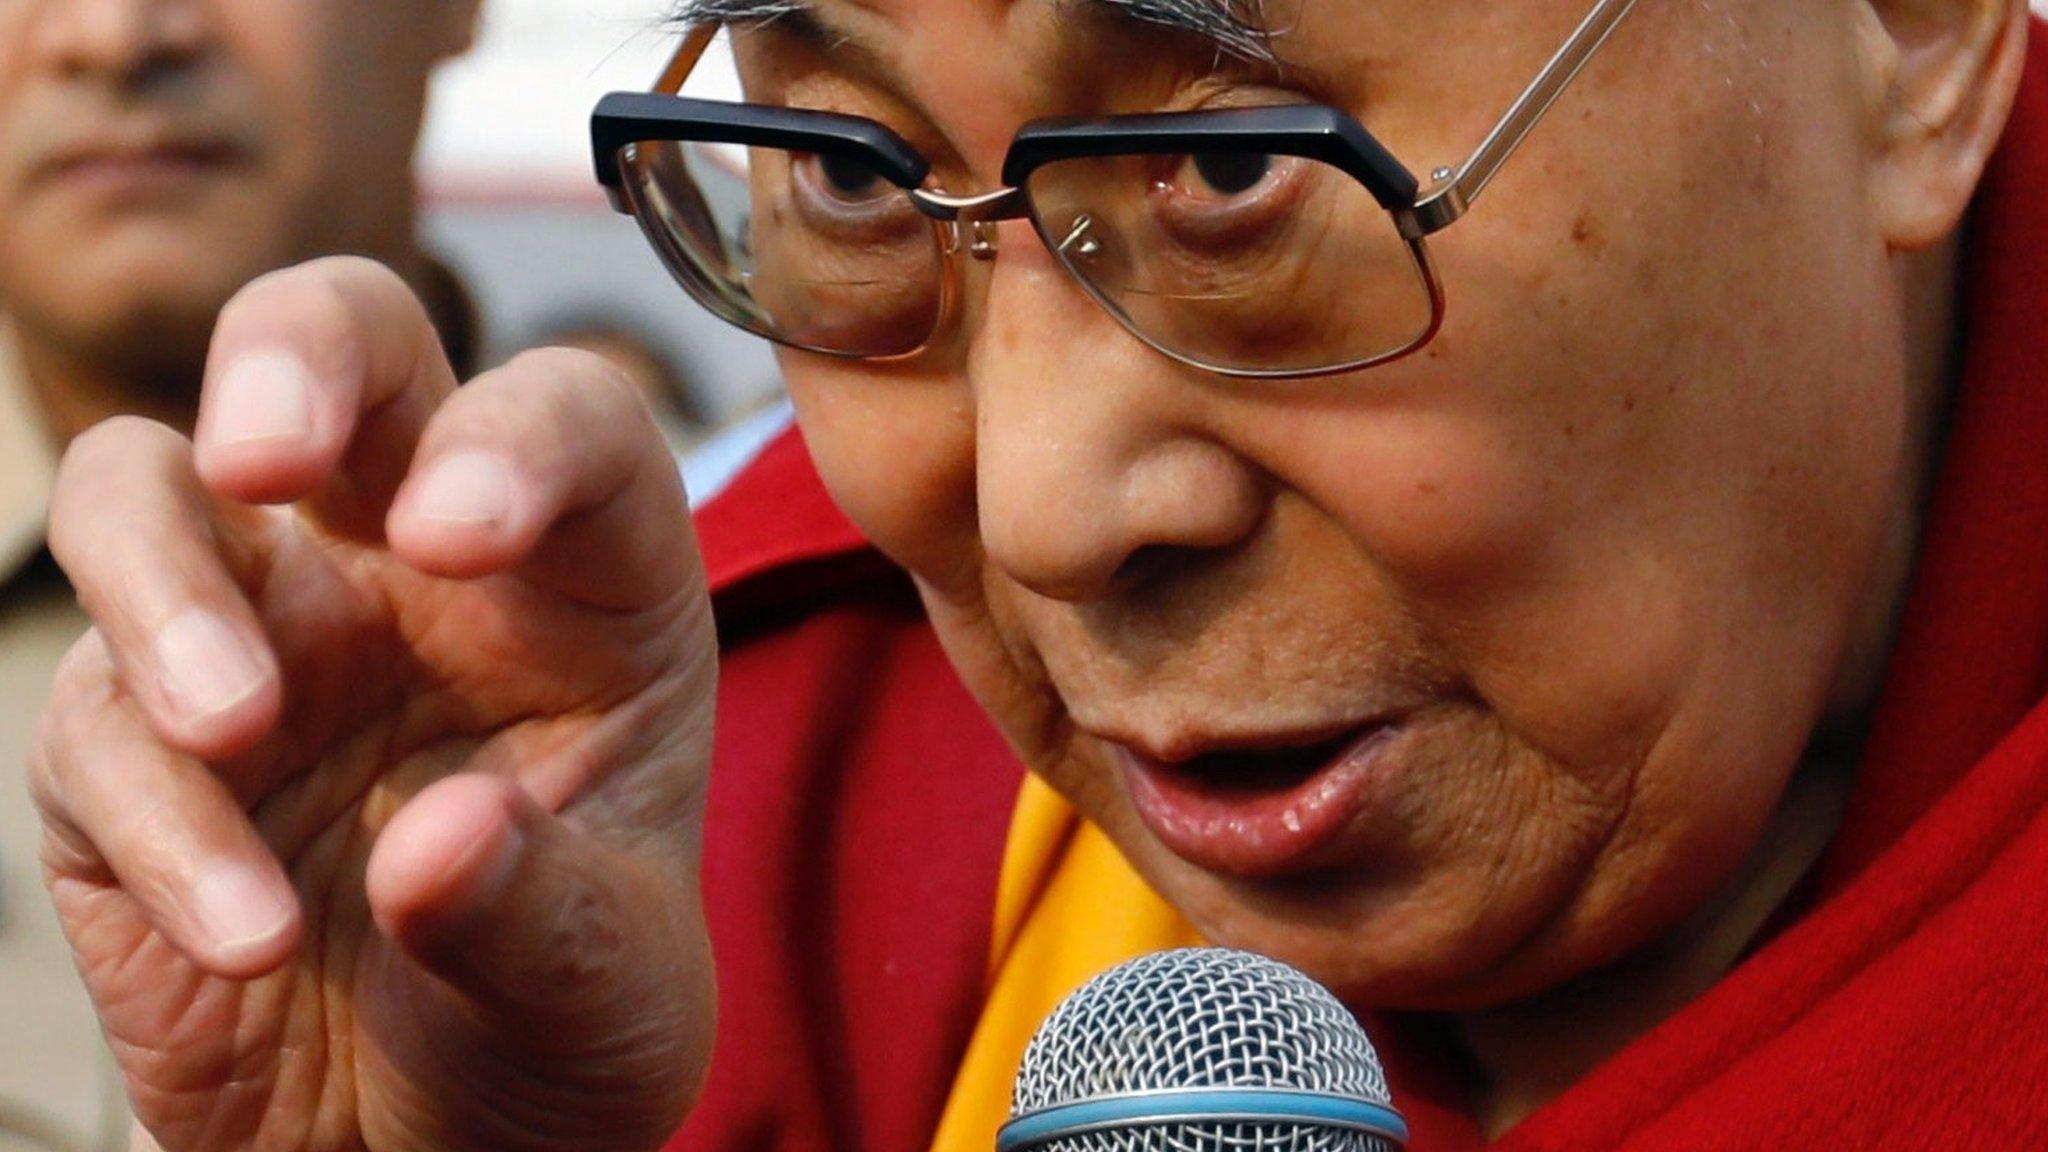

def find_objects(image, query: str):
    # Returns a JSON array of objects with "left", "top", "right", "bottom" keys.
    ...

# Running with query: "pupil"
[
  {"left": 817, "top": 151, "right": 881, "bottom": 197},
  {"left": 1192, "top": 151, "right": 1271, "bottom": 196}
]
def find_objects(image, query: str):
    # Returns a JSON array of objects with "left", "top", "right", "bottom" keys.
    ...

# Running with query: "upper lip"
[{"left": 1084, "top": 710, "right": 1412, "bottom": 766}]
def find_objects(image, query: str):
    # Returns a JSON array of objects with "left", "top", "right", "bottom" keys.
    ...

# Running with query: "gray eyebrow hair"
[
  {"left": 664, "top": 0, "right": 1277, "bottom": 63},
  {"left": 665, "top": 0, "right": 807, "bottom": 26},
  {"left": 1075, "top": 0, "right": 1275, "bottom": 63}
]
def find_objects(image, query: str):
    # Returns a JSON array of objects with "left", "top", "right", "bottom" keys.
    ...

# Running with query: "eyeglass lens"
[
  {"left": 619, "top": 138, "right": 1436, "bottom": 374},
  {"left": 620, "top": 139, "right": 947, "bottom": 357},
  {"left": 1024, "top": 150, "right": 1436, "bottom": 375}
]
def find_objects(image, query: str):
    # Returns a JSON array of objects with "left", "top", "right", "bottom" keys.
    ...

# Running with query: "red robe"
[{"left": 672, "top": 23, "right": 2048, "bottom": 1151}]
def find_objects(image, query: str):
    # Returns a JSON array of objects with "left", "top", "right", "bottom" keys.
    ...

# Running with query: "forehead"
[{"left": 673, "top": 0, "right": 1282, "bottom": 62}]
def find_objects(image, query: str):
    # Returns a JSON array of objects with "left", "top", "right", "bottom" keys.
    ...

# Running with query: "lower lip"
[{"left": 1117, "top": 725, "right": 1399, "bottom": 878}]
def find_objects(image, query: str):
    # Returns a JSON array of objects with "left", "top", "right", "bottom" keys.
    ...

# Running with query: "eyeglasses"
[{"left": 592, "top": 0, "right": 1640, "bottom": 380}]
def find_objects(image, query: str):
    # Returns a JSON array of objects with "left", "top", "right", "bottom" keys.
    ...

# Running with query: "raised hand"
[{"left": 29, "top": 258, "right": 717, "bottom": 1152}]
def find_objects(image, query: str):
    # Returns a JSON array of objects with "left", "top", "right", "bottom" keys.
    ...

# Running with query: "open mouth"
[
  {"left": 1114, "top": 722, "right": 1401, "bottom": 878},
  {"left": 1160, "top": 732, "right": 1363, "bottom": 795}
]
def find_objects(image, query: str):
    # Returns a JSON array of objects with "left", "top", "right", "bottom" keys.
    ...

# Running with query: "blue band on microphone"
[{"left": 996, "top": 1088, "right": 1410, "bottom": 1152}]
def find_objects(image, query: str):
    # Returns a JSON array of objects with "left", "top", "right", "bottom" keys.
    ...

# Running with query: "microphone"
[{"left": 997, "top": 948, "right": 1408, "bottom": 1152}]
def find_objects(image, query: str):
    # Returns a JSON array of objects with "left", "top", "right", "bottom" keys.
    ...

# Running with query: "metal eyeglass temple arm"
[{"left": 1398, "top": 0, "right": 1642, "bottom": 239}]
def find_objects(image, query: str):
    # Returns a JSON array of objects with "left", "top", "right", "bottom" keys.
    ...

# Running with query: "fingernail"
[
  {"left": 155, "top": 609, "right": 269, "bottom": 719},
  {"left": 192, "top": 867, "right": 294, "bottom": 960},
  {"left": 207, "top": 350, "right": 315, "bottom": 447},
  {"left": 411, "top": 452, "right": 515, "bottom": 526}
]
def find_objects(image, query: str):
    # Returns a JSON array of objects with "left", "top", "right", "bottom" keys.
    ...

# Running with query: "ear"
[
  {"left": 425, "top": 0, "right": 485, "bottom": 61},
  {"left": 1855, "top": 0, "right": 2030, "bottom": 250}
]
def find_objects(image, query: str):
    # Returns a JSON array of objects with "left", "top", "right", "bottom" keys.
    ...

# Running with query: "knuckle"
[
  {"left": 25, "top": 733, "right": 78, "bottom": 843},
  {"left": 28, "top": 635, "right": 116, "bottom": 818},
  {"left": 510, "top": 345, "right": 643, "bottom": 415},
  {"left": 464, "top": 348, "right": 657, "bottom": 461},
  {"left": 237, "top": 253, "right": 407, "bottom": 306},
  {"left": 48, "top": 628, "right": 112, "bottom": 701},
  {"left": 219, "top": 260, "right": 367, "bottom": 354},
  {"left": 218, "top": 257, "right": 445, "bottom": 413},
  {"left": 49, "top": 419, "right": 185, "bottom": 562},
  {"left": 58, "top": 414, "right": 180, "bottom": 476},
  {"left": 302, "top": 252, "right": 408, "bottom": 289},
  {"left": 35, "top": 799, "right": 102, "bottom": 883},
  {"left": 24, "top": 730, "right": 61, "bottom": 820}
]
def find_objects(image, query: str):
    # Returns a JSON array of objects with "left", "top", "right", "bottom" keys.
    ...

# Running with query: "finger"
[
  {"left": 385, "top": 347, "right": 699, "bottom": 611},
  {"left": 193, "top": 256, "right": 458, "bottom": 535},
  {"left": 50, "top": 419, "right": 282, "bottom": 757},
  {"left": 363, "top": 773, "right": 712, "bottom": 1149},
  {"left": 33, "top": 633, "right": 301, "bottom": 979}
]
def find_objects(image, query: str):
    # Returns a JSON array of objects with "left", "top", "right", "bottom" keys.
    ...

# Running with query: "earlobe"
[{"left": 1859, "top": 0, "right": 2030, "bottom": 250}]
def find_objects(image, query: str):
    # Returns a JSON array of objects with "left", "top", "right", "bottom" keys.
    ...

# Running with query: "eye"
[
  {"left": 1156, "top": 150, "right": 1287, "bottom": 203},
  {"left": 1185, "top": 151, "right": 1274, "bottom": 198},
  {"left": 782, "top": 147, "right": 923, "bottom": 245},
  {"left": 1146, "top": 150, "right": 1313, "bottom": 251},
  {"left": 802, "top": 150, "right": 893, "bottom": 205}
]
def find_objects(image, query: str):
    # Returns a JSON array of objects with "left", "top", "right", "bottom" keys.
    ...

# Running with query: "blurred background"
[{"left": 420, "top": 0, "right": 782, "bottom": 460}]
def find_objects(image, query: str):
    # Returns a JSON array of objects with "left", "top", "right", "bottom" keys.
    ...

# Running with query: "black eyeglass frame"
[{"left": 592, "top": 0, "right": 1640, "bottom": 380}]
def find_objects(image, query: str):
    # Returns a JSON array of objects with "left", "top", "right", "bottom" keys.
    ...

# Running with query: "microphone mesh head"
[{"left": 1010, "top": 948, "right": 1399, "bottom": 1152}]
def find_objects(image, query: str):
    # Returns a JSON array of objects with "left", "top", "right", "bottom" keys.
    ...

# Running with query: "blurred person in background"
[{"left": 0, "top": 1, "right": 480, "bottom": 1149}]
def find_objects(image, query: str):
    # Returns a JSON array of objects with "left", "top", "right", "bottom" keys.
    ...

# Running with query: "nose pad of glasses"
[
  {"left": 967, "top": 220, "right": 1000, "bottom": 262},
  {"left": 1053, "top": 214, "right": 1105, "bottom": 261}
]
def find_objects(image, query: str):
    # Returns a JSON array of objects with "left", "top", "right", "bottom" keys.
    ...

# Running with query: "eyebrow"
[
  {"left": 664, "top": 0, "right": 1278, "bottom": 64},
  {"left": 1069, "top": 0, "right": 1276, "bottom": 63}
]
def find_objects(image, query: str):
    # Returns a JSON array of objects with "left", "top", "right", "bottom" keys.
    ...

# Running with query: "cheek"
[
  {"left": 217, "top": 4, "right": 316, "bottom": 109},
  {"left": 1259, "top": 405, "right": 1555, "bottom": 597},
  {"left": 782, "top": 356, "right": 983, "bottom": 585},
  {"left": 208, "top": 10, "right": 320, "bottom": 185},
  {"left": 1238, "top": 396, "right": 1702, "bottom": 773},
  {"left": 219, "top": 3, "right": 424, "bottom": 188},
  {"left": 789, "top": 355, "right": 1090, "bottom": 770}
]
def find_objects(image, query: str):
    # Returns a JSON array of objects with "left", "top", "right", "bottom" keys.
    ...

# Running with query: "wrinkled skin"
[
  {"left": 32, "top": 260, "right": 715, "bottom": 1152},
  {"left": 754, "top": 0, "right": 2027, "bottom": 1007}
]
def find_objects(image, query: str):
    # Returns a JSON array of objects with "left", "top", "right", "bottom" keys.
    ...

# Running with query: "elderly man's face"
[
  {"left": 0, "top": 0, "right": 474, "bottom": 377},
  {"left": 746, "top": 0, "right": 1992, "bottom": 1007}
]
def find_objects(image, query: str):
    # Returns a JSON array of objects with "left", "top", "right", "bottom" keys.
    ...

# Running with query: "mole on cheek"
[
  {"left": 1570, "top": 212, "right": 1603, "bottom": 253},
  {"left": 982, "top": 311, "right": 1027, "bottom": 359}
]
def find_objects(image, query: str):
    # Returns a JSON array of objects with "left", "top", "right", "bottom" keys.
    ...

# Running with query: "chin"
[
  {"left": 1164, "top": 879, "right": 1552, "bottom": 1010},
  {"left": 18, "top": 249, "right": 260, "bottom": 373},
  {"left": 1094, "top": 793, "right": 1673, "bottom": 1013}
]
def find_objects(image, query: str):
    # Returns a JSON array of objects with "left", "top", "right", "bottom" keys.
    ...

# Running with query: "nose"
[
  {"left": 25, "top": 0, "right": 206, "bottom": 83},
  {"left": 969, "top": 237, "right": 1270, "bottom": 603}
]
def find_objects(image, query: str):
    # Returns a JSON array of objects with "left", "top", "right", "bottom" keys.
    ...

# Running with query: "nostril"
[{"left": 1112, "top": 543, "right": 1207, "bottom": 591}]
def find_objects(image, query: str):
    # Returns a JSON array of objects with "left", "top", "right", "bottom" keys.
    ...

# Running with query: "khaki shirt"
[{"left": 0, "top": 341, "right": 127, "bottom": 1152}]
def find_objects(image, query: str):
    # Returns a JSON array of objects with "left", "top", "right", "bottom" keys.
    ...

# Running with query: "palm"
[{"left": 49, "top": 500, "right": 713, "bottom": 1151}]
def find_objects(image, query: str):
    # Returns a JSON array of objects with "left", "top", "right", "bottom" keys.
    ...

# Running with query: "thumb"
[{"left": 365, "top": 774, "right": 714, "bottom": 1151}]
